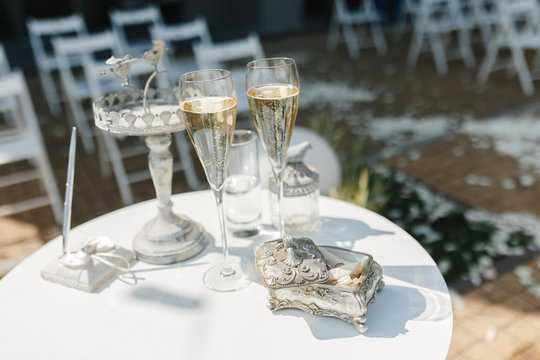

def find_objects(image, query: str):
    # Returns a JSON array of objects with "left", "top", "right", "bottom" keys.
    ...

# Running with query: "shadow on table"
[
  {"left": 93, "top": 234, "right": 217, "bottom": 294},
  {"left": 200, "top": 216, "right": 393, "bottom": 263},
  {"left": 307, "top": 216, "right": 394, "bottom": 248}
]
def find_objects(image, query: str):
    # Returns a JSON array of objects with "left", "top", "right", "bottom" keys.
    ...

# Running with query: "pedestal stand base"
[{"left": 133, "top": 216, "right": 207, "bottom": 265}]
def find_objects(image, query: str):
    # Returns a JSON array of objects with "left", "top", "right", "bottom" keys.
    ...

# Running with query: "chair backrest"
[
  {"left": 0, "top": 43, "right": 10, "bottom": 76},
  {"left": 497, "top": 0, "right": 540, "bottom": 39},
  {"left": 150, "top": 17, "right": 212, "bottom": 47},
  {"left": 150, "top": 18, "right": 212, "bottom": 87},
  {"left": 404, "top": 0, "right": 421, "bottom": 15},
  {"left": 417, "top": 0, "right": 468, "bottom": 31},
  {"left": 193, "top": 33, "right": 264, "bottom": 68},
  {"left": 334, "top": 0, "right": 378, "bottom": 21},
  {"left": 0, "top": 70, "right": 43, "bottom": 144},
  {"left": 471, "top": 0, "right": 498, "bottom": 20},
  {"left": 53, "top": 31, "right": 121, "bottom": 100},
  {"left": 193, "top": 33, "right": 265, "bottom": 112},
  {"left": 109, "top": 5, "right": 164, "bottom": 55},
  {"left": 26, "top": 14, "right": 87, "bottom": 71}
]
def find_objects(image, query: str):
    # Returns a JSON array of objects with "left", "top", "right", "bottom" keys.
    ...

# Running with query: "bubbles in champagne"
[
  {"left": 182, "top": 96, "right": 236, "bottom": 190},
  {"left": 247, "top": 84, "right": 299, "bottom": 171}
]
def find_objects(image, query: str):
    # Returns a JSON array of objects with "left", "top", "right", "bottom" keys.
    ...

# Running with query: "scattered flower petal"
[
  {"left": 501, "top": 178, "right": 516, "bottom": 190},
  {"left": 485, "top": 327, "right": 497, "bottom": 342}
]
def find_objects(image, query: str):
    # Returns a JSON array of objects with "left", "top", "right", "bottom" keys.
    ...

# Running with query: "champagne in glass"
[
  {"left": 180, "top": 69, "right": 250, "bottom": 292},
  {"left": 246, "top": 58, "right": 300, "bottom": 239},
  {"left": 247, "top": 84, "right": 299, "bottom": 171},
  {"left": 183, "top": 96, "right": 236, "bottom": 189}
]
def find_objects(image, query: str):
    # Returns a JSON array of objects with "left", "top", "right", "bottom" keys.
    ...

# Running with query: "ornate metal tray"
[{"left": 254, "top": 237, "right": 384, "bottom": 333}]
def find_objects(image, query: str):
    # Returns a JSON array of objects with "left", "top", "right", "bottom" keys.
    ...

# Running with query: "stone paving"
[
  {"left": 2, "top": 30, "right": 540, "bottom": 358},
  {"left": 386, "top": 134, "right": 540, "bottom": 217},
  {"left": 386, "top": 136, "right": 540, "bottom": 359}
]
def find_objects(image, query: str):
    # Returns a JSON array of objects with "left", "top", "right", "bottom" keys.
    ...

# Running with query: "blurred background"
[{"left": 2, "top": 0, "right": 540, "bottom": 358}]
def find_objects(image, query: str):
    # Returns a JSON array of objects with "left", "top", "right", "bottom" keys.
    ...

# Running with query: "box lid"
[{"left": 254, "top": 236, "right": 328, "bottom": 289}]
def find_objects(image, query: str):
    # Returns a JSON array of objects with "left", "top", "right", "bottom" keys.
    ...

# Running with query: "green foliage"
[{"left": 308, "top": 117, "right": 535, "bottom": 284}]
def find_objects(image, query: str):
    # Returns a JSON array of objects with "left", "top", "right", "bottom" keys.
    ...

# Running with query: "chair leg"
[
  {"left": 342, "top": 23, "right": 360, "bottom": 59},
  {"left": 477, "top": 40, "right": 499, "bottom": 85},
  {"left": 407, "top": 29, "right": 424, "bottom": 67},
  {"left": 370, "top": 21, "right": 388, "bottom": 55},
  {"left": 479, "top": 23, "right": 492, "bottom": 48},
  {"left": 103, "top": 134, "right": 134, "bottom": 205},
  {"left": 38, "top": 69, "right": 62, "bottom": 117},
  {"left": 459, "top": 29, "right": 476, "bottom": 68},
  {"left": 173, "top": 131, "right": 200, "bottom": 190},
  {"left": 429, "top": 34, "right": 448, "bottom": 75},
  {"left": 511, "top": 46, "right": 534, "bottom": 96}
]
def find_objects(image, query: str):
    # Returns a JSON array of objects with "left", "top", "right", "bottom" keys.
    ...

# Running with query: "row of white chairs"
[
  {"left": 406, "top": 0, "right": 477, "bottom": 75},
  {"left": 0, "top": 60, "right": 62, "bottom": 223},
  {"left": 408, "top": 0, "right": 540, "bottom": 95},
  {"left": 25, "top": 6, "right": 266, "bottom": 207},
  {"left": 328, "top": 0, "right": 540, "bottom": 95},
  {"left": 327, "top": 0, "right": 387, "bottom": 58},
  {"left": 477, "top": 0, "right": 540, "bottom": 95}
]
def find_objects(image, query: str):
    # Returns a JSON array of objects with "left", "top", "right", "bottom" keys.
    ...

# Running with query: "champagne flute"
[
  {"left": 246, "top": 57, "right": 300, "bottom": 240},
  {"left": 179, "top": 69, "right": 250, "bottom": 292}
]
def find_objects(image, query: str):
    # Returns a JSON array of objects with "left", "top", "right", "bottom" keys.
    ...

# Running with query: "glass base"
[
  {"left": 230, "top": 226, "right": 260, "bottom": 238},
  {"left": 203, "top": 261, "right": 251, "bottom": 292}
]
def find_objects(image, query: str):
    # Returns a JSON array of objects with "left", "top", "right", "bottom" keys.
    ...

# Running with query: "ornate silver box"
[{"left": 254, "top": 236, "right": 384, "bottom": 333}]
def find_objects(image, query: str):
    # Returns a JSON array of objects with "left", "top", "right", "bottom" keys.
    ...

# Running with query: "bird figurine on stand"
[{"left": 142, "top": 40, "right": 166, "bottom": 66}]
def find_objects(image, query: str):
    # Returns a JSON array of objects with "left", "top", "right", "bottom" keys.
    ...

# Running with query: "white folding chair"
[
  {"left": 53, "top": 31, "right": 124, "bottom": 154},
  {"left": 478, "top": 0, "right": 540, "bottom": 95},
  {"left": 0, "top": 44, "right": 20, "bottom": 135},
  {"left": 26, "top": 14, "right": 87, "bottom": 116},
  {"left": 407, "top": 0, "right": 475, "bottom": 74},
  {"left": 470, "top": 0, "right": 499, "bottom": 46},
  {"left": 109, "top": 5, "right": 164, "bottom": 56},
  {"left": 149, "top": 17, "right": 212, "bottom": 88},
  {"left": 193, "top": 33, "right": 265, "bottom": 113},
  {"left": 327, "top": 0, "right": 387, "bottom": 58},
  {"left": 109, "top": 5, "right": 166, "bottom": 87},
  {"left": 54, "top": 32, "right": 199, "bottom": 205},
  {"left": 0, "top": 43, "right": 10, "bottom": 76},
  {"left": 394, "top": 0, "right": 421, "bottom": 39},
  {"left": 0, "top": 43, "right": 13, "bottom": 120},
  {"left": 0, "top": 70, "right": 62, "bottom": 223}
]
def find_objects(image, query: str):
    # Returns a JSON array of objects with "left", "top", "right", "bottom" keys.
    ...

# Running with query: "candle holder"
[{"left": 92, "top": 41, "right": 207, "bottom": 264}]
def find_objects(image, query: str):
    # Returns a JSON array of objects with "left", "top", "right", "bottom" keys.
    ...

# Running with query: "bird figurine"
[
  {"left": 101, "top": 55, "right": 134, "bottom": 85},
  {"left": 287, "top": 141, "right": 312, "bottom": 163},
  {"left": 142, "top": 40, "right": 166, "bottom": 67}
]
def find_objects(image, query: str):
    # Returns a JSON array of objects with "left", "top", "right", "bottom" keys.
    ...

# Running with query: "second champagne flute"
[
  {"left": 179, "top": 69, "right": 250, "bottom": 292},
  {"left": 246, "top": 57, "right": 300, "bottom": 240}
]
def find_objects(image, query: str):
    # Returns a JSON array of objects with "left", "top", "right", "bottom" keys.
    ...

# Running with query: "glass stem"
[
  {"left": 213, "top": 187, "right": 235, "bottom": 277},
  {"left": 275, "top": 169, "right": 285, "bottom": 239}
]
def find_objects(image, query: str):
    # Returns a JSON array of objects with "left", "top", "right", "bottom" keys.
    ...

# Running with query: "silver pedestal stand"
[{"left": 93, "top": 88, "right": 207, "bottom": 264}]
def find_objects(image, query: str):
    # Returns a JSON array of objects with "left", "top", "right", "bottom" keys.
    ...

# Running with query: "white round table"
[{"left": 0, "top": 191, "right": 452, "bottom": 359}]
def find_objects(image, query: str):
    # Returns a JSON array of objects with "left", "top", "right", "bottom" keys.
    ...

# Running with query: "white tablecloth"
[{"left": 0, "top": 191, "right": 452, "bottom": 359}]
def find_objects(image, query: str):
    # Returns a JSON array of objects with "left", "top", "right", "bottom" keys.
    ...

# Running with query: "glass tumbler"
[{"left": 224, "top": 130, "right": 262, "bottom": 237}]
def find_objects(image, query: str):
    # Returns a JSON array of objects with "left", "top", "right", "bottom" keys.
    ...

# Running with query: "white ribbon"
[{"left": 59, "top": 236, "right": 132, "bottom": 273}]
